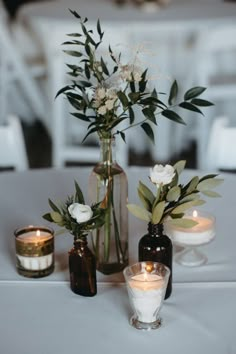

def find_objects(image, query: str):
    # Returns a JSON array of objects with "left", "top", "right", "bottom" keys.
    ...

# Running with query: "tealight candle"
[
  {"left": 123, "top": 262, "right": 170, "bottom": 330},
  {"left": 15, "top": 226, "right": 54, "bottom": 278},
  {"left": 166, "top": 210, "right": 216, "bottom": 246}
]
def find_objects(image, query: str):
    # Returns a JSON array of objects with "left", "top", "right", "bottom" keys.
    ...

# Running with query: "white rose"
[
  {"left": 150, "top": 164, "right": 175, "bottom": 186},
  {"left": 68, "top": 203, "right": 93, "bottom": 223},
  {"left": 98, "top": 105, "right": 107, "bottom": 115}
]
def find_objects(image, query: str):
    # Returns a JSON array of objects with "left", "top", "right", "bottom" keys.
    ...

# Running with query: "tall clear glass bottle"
[{"left": 89, "top": 138, "right": 128, "bottom": 275}]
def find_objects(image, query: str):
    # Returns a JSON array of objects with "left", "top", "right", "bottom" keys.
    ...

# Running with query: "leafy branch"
[{"left": 56, "top": 10, "right": 214, "bottom": 144}]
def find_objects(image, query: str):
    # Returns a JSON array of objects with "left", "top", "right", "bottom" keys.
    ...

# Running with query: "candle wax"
[{"left": 128, "top": 273, "right": 165, "bottom": 323}]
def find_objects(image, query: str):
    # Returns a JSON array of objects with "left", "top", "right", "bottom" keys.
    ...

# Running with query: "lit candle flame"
[
  {"left": 36, "top": 230, "right": 41, "bottom": 237},
  {"left": 193, "top": 210, "right": 198, "bottom": 218},
  {"left": 145, "top": 263, "right": 153, "bottom": 273}
]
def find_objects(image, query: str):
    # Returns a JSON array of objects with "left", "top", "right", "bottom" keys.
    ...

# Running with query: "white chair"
[
  {"left": 206, "top": 116, "right": 236, "bottom": 172},
  {"left": 0, "top": 115, "right": 28, "bottom": 170},
  {"left": 0, "top": 5, "right": 47, "bottom": 126},
  {"left": 187, "top": 24, "right": 236, "bottom": 170}
]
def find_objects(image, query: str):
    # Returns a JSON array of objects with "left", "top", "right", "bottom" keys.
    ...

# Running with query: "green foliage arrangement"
[
  {"left": 127, "top": 161, "right": 223, "bottom": 228},
  {"left": 57, "top": 9, "right": 213, "bottom": 143},
  {"left": 43, "top": 181, "right": 106, "bottom": 240}
]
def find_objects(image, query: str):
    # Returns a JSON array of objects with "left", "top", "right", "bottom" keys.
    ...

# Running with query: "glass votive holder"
[
  {"left": 123, "top": 261, "right": 170, "bottom": 330},
  {"left": 15, "top": 225, "right": 54, "bottom": 278}
]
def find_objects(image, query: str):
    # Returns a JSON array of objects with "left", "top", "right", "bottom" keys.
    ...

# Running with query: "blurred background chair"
[
  {"left": 0, "top": 115, "right": 28, "bottom": 170},
  {"left": 0, "top": 4, "right": 48, "bottom": 126},
  {"left": 187, "top": 24, "right": 236, "bottom": 170},
  {"left": 206, "top": 116, "right": 236, "bottom": 172}
]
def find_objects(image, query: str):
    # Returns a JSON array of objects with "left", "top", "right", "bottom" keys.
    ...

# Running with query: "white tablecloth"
[
  {"left": 1, "top": 281, "right": 236, "bottom": 354},
  {"left": 18, "top": 0, "right": 236, "bottom": 161},
  {"left": 0, "top": 167, "right": 235, "bottom": 354}
]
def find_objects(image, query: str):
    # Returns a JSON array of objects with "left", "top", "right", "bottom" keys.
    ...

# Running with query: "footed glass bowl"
[{"left": 165, "top": 211, "right": 216, "bottom": 267}]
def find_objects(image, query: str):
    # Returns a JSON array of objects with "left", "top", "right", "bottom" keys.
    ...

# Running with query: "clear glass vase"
[{"left": 89, "top": 138, "right": 128, "bottom": 275}]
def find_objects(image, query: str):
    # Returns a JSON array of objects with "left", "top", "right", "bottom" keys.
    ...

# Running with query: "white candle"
[
  {"left": 128, "top": 273, "right": 165, "bottom": 323},
  {"left": 166, "top": 210, "right": 215, "bottom": 246},
  {"left": 15, "top": 227, "right": 54, "bottom": 272}
]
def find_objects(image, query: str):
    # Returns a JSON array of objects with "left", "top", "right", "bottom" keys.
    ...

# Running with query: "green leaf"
[
  {"left": 63, "top": 50, "right": 83, "bottom": 57},
  {"left": 201, "top": 190, "right": 221, "bottom": 198},
  {"left": 179, "top": 102, "right": 203, "bottom": 115},
  {"left": 67, "top": 97, "right": 82, "bottom": 110},
  {"left": 128, "top": 107, "right": 135, "bottom": 124},
  {"left": 161, "top": 110, "right": 186, "bottom": 125},
  {"left": 184, "top": 87, "right": 206, "bottom": 101},
  {"left": 141, "top": 123, "right": 155, "bottom": 143},
  {"left": 74, "top": 181, "right": 85, "bottom": 204},
  {"left": 119, "top": 131, "right": 126, "bottom": 142},
  {"left": 138, "top": 189, "right": 152, "bottom": 211},
  {"left": 191, "top": 98, "right": 214, "bottom": 107},
  {"left": 68, "top": 9, "right": 81, "bottom": 19},
  {"left": 186, "top": 176, "right": 199, "bottom": 193},
  {"left": 55, "top": 85, "right": 72, "bottom": 98},
  {"left": 172, "top": 199, "right": 205, "bottom": 214},
  {"left": 48, "top": 199, "right": 60, "bottom": 213},
  {"left": 167, "top": 218, "right": 198, "bottom": 229},
  {"left": 142, "top": 107, "right": 157, "bottom": 125},
  {"left": 173, "top": 160, "right": 186, "bottom": 176},
  {"left": 168, "top": 80, "right": 178, "bottom": 105},
  {"left": 97, "top": 19, "right": 102, "bottom": 36},
  {"left": 138, "top": 181, "right": 155, "bottom": 205},
  {"left": 199, "top": 174, "right": 218, "bottom": 182},
  {"left": 82, "top": 127, "right": 98, "bottom": 142},
  {"left": 117, "top": 91, "right": 129, "bottom": 108},
  {"left": 197, "top": 178, "right": 224, "bottom": 191},
  {"left": 152, "top": 201, "right": 165, "bottom": 224},
  {"left": 167, "top": 186, "right": 181, "bottom": 202},
  {"left": 50, "top": 211, "right": 63, "bottom": 223},
  {"left": 70, "top": 112, "right": 90, "bottom": 122},
  {"left": 127, "top": 204, "right": 151, "bottom": 222},
  {"left": 181, "top": 193, "right": 200, "bottom": 202},
  {"left": 42, "top": 213, "right": 53, "bottom": 222},
  {"left": 101, "top": 57, "right": 109, "bottom": 75}
]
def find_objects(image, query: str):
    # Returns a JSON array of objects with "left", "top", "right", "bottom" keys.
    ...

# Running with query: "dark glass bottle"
[
  {"left": 139, "top": 223, "right": 172, "bottom": 300},
  {"left": 69, "top": 237, "right": 97, "bottom": 297}
]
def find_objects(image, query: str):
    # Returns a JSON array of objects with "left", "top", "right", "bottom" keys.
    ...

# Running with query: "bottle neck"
[
  {"left": 73, "top": 235, "right": 87, "bottom": 248},
  {"left": 99, "top": 138, "right": 116, "bottom": 165},
  {"left": 148, "top": 222, "right": 164, "bottom": 236}
]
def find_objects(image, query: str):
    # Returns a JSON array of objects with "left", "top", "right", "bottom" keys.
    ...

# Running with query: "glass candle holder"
[
  {"left": 123, "top": 261, "right": 170, "bottom": 330},
  {"left": 15, "top": 226, "right": 54, "bottom": 278},
  {"left": 165, "top": 210, "right": 216, "bottom": 267}
]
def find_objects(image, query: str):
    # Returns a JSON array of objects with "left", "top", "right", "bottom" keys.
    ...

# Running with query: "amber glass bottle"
[
  {"left": 139, "top": 223, "right": 172, "bottom": 299},
  {"left": 69, "top": 237, "right": 97, "bottom": 297}
]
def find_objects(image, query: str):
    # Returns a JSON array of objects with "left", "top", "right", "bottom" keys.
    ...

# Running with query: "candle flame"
[
  {"left": 36, "top": 230, "right": 41, "bottom": 237},
  {"left": 193, "top": 210, "right": 198, "bottom": 218},
  {"left": 145, "top": 262, "right": 154, "bottom": 273}
]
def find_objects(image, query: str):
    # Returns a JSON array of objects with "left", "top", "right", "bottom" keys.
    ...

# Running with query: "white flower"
[
  {"left": 96, "top": 88, "right": 106, "bottom": 100},
  {"left": 120, "top": 64, "right": 143, "bottom": 82},
  {"left": 105, "top": 99, "right": 116, "bottom": 111},
  {"left": 68, "top": 203, "right": 93, "bottom": 223},
  {"left": 133, "top": 71, "right": 142, "bottom": 82},
  {"left": 107, "top": 88, "right": 117, "bottom": 99},
  {"left": 98, "top": 105, "right": 107, "bottom": 115},
  {"left": 150, "top": 164, "right": 175, "bottom": 186}
]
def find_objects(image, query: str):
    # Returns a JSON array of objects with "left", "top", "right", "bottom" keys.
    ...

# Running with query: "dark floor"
[{"left": 22, "top": 120, "right": 197, "bottom": 169}]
